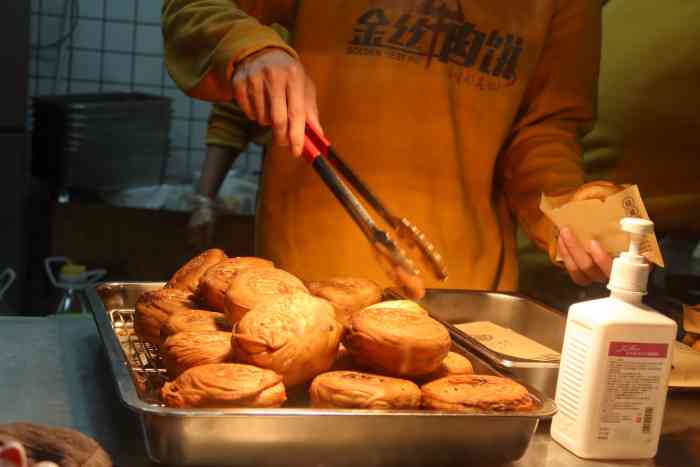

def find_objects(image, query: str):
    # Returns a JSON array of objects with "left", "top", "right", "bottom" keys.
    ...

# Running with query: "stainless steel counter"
[{"left": 1, "top": 316, "right": 698, "bottom": 467}]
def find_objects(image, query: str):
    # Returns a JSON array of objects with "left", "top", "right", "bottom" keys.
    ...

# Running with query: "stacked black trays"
[{"left": 32, "top": 93, "right": 171, "bottom": 195}]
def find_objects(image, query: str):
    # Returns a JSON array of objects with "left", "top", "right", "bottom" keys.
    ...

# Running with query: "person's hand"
[
  {"left": 558, "top": 227, "right": 613, "bottom": 286},
  {"left": 188, "top": 202, "right": 216, "bottom": 251},
  {"left": 232, "top": 48, "right": 322, "bottom": 157}
]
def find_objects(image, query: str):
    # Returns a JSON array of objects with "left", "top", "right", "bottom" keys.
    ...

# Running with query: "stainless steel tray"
[
  {"left": 87, "top": 282, "right": 556, "bottom": 467},
  {"left": 412, "top": 289, "right": 567, "bottom": 399}
]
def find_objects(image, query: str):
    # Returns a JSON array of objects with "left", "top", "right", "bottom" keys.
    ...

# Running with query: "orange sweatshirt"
[{"left": 163, "top": 0, "right": 600, "bottom": 291}]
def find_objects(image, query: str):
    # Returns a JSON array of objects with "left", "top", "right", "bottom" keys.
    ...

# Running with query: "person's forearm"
[
  {"left": 498, "top": 0, "right": 600, "bottom": 260},
  {"left": 162, "top": 0, "right": 297, "bottom": 101},
  {"left": 197, "top": 145, "right": 241, "bottom": 199}
]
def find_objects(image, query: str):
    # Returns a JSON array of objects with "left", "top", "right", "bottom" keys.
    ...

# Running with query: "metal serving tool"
[{"left": 301, "top": 122, "right": 448, "bottom": 281}]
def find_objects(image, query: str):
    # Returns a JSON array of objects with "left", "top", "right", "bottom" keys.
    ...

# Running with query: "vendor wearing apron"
[{"left": 164, "top": 0, "right": 612, "bottom": 290}]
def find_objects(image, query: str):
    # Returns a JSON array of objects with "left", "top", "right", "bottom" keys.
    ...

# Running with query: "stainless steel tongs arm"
[
  {"left": 310, "top": 155, "right": 419, "bottom": 276},
  {"left": 324, "top": 148, "right": 448, "bottom": 281}
]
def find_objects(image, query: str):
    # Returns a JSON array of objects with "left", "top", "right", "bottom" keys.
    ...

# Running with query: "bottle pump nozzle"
[{"left": 607, "top": 218, "right": 654, "bottom": 294}]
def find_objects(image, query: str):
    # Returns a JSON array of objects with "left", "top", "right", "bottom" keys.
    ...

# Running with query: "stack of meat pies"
[{"left": 129, "top": 250, "right": 534, "bottom": 414}]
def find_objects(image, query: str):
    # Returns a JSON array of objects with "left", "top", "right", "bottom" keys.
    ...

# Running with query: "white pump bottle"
[{"left": 551, "top": 218, "right": 677, "bottom": 459}]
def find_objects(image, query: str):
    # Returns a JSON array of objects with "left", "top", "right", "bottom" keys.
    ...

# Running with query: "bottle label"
[{"left": 596, "top": 342, "right": 669, "bottom": 442}]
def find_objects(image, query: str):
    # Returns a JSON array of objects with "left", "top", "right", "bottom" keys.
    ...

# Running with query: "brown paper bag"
[
  {"left": 683, "top": 303, "right": 700, "bottom": 334},
  {"left": 669, "top": 341, "right": 700, "bottom": 389},
  {"left": 540, "top": 184, "right": 664, "bottom": 267}
]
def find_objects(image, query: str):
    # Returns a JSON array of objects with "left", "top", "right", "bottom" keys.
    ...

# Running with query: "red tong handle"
[{"left": 301, "top": 121, "right": 331, "bottom": 163}]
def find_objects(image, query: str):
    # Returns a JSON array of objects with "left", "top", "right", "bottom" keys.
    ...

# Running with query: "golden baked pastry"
[
  {"left": 233, "top": 293, "right": 342, "bottom": 387},
  {"left": 160, "top": 309, "right": 231, "bottom": 339},
  {"left": 134, "top": 288, "right": 197, "bottom": 346},
  {"left": 421, "top": 351, "right": 475, "bottom": 381},
  {"left": 570, "top": 181, "right": 622, "bottom": 203},
  {"left": 161, "top": 331, "right": 234, "bottom": 377},
  {"left": 160, "top": 363, "right": 286, "bottom": 408},
  {"left": 306, "top": 277, "right": 382, "bottom": 326},
  {"left": 364, "top": 300, "right": 429, "bottom": 316},
  {"left": 223, "top": 267, "right": 309, "bottom": 324},
  {"left": 421, "top": 374, "right": 534, "bottom": 412},
  {"left": 198, "top": 257, "right": 274, "bottom": 311},
  {"left": 166, "top": 248, "right": 227, "bottom": 293},
  {"left": 310, "top": 371, "right": 421, "bottom": 409},
  {"left": 344, "top": 307, "right": 451, "bottom": 377},
  {"left": 693, "top": 339, "right": 700, "bottom": 352}
]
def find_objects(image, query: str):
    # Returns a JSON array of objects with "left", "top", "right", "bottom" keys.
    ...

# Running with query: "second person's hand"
[
  {"left": 558, "top": 227, "right": 613, "bottom": 286},
  {"left": 232, "top": 49, "right": 322, "bottom": 157}
]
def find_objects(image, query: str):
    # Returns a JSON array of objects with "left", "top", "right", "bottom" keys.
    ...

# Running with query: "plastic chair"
[{"left": 44, "top": 257, "right": 106, "bottom": 314}]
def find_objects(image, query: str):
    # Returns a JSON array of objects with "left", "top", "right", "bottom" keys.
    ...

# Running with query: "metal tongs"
[{"left": 301, "top": 122, "right": 448, "bottom": 281}]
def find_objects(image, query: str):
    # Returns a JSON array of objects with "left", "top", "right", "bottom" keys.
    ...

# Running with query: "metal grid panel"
[
  {"left": 28, "top": 0, "right": 219, "bottom": 184},
  {"left": 109, "top": 308, "right": 167, "bottom": 404}
]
